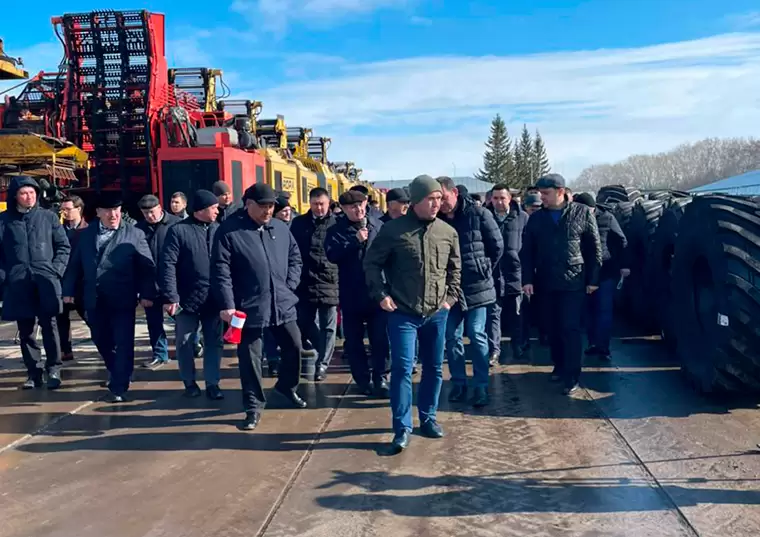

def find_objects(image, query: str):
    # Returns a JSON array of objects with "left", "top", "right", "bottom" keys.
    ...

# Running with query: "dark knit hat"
[
  {"left": 192, "top": 189, "right": 218, "bottom": 212},
  {"left": 408, "top": 174, "right": 441, "bottom": 204},
  {"left": 386, "top": 187, "right": 410, "bottom": 204},
  {"left": 339, "top": 190, "right": 367, "bottom": 206},
  {"left": 212, "top": 181, "right": 231, "bottom": 196},
  {"left": 573, "top": 192, "right": 596, "bottom": 208},
  {"left": 243, "top": 183, "right": 276, "bottom": 204}
]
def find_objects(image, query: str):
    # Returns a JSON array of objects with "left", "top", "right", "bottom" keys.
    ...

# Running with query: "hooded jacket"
[{"left": 0, "top": 176, "right": 70, "bottom": 321}]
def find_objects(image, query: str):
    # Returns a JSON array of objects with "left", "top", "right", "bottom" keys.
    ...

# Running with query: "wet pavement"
[{"left": 0, "top": 319, "right": 759, "bottom": 536}]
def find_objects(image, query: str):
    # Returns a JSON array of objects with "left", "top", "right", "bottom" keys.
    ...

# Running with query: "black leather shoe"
[
  {"left": 314, "top": 364, "right": 327, "bottom": 382},
  {"left": 268, "top": 361, "right": 279, "bottom": 378},
  {"left": 275, "top": 386, "right": 308, "bottom": 408},
  {"left": 357, "top": 383, "right": 374, "bottom": 396},
  {"left": 412, "top": 363, "right": 419, "bottom": 375},
  {"left": 22, "top": 375, "right": 43, "bottom": 390},
  {"left": 488, "top": 352, "right": 499, "bottom": 367},
  {"left": 419, "top": 420, "right": 444, "bottom": 439},
  {"left": 46, "top": 370, "right": 62, "bottom": 390},
  {"left": 448, "top": 385, "right": 467, "bottom": 403},
  {"left": 471, "top": 387, "right": 489, "bottom": 408},
  {"left": 183, "top": 383, "right": 202, "bottom": 398},
  {"left": 563, "top": 383, "right": 580, "bottom": 396},
  {"left": 390, "top": 430, "right": 410, "bottom": 454},
  {"left": 241, "top": 412, "right": 261, "bottom": 431},
  {"left": 193, "top": 342, "right": 204, "bottom": 358},
  {"left": 142, "top": 358, "right": 169, "bottom": 369},
  {"left": 206, "top": 384, "right": 224, "bottom": 400},
  {"left": 107, "top": 392, "right": 128, "bottom": 403},
  {"left": 373, "top": 380, "right": 390, "bottom": 398}
]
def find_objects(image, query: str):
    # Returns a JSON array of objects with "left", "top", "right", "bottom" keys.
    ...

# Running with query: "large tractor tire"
[
  {"left": 627, "top": 200, "right": 667, "bottom": 330},
  {"left": 597, "top": 185, "right": 643, "bottom": 205},
  {"left": 646, "top": 197, "right": 692, "bottom": 351},
  {"left": 671, "top": 195, "right": 760, "bottom": 393},
  {"left": 647, "top": 190, "right": 671, "bottom": 202}
]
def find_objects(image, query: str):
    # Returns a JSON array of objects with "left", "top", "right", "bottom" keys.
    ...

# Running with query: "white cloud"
[
  {"left": 725, "top": 11, "right": 760, "bottom": 30},
  {"left": 234, "top": 32, "right": 760, "bottom": 181},
  {"left": 231, "top": 0, "right": 413, "bottom": 32}
]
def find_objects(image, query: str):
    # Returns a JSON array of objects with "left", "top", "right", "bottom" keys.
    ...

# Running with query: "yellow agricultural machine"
[
  {"left": 255, "top": 115, "right": 303, "bottom": 212},
  {"left": 307, "top": 136, "right": 339, "bottom": 200},
  {"left": 0, "top": 130, "right": 90, "bottom": 211},
  {"left": 287, "top": 126, "right": 320, "bottom": 209},
  {"left": 0, "top": 38, "right": 28, "bottom": 81}
]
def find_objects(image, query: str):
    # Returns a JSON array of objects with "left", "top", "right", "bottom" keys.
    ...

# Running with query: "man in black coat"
[
  {"left": 573, "top": 193, "right": 629, "bottom": 359},
  {"left": 521, "top": 174, "right": 603, "bottom": 395},
  {"left": 213, "top": 181, "right": 242, "bottom": 222},
  {"left": 380, "top": 188, "right": 410, "bottom": 223},
  {"left": 160, "top": 190, "right": 224, "bottom": 400},
  {"left": 0, "top": 176, "right": 70, "bottom": 390},
  {"left": 58, "top": 194, "right": 89, "bottom": 362},
  {"left": 437, "top": 176, "right": 504, "bottom": 408},
  {"left": 63, "top": 193, "right": 156, "bottom": 403},
  {"left": 136, "top": 195, "right": 180, "bottom": 367},
  {"left": 487, "top": 184, "right": 529, "bottom": 365},
  {"left": 289, "top": 187, "right": 339, "bottom": 382},
  {"left": 211, "top": 183, "right": 307, "bottom": 431},
  {"left": 325, "top": 190, "right": 389, "bottom": 397}
]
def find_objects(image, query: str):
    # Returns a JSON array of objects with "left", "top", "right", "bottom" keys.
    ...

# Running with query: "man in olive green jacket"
[{"left": 364, "top": 174, "right": 462, "bottom": 454}]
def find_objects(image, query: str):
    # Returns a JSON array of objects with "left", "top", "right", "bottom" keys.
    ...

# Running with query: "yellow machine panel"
[
  {"left": 0, "top": 38, "right": 28, "bottom": 80},
  {"left": 294, "top": 160, "right": 319, "bottom": 213},
  {"left": 258, "top": 148, "right": 299, "bottom": 213}
]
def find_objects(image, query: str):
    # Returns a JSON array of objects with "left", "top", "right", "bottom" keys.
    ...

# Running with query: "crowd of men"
[{"left": 0, "top": 170, "right": 630, "bottom": 453}]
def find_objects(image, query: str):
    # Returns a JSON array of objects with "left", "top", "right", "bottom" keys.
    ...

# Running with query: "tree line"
[
  {"left": 573, "top": 137, "right": 760, "bottom": 193},
  {"left": 474, "top": 114, "right": 551, "bottom": 189}
]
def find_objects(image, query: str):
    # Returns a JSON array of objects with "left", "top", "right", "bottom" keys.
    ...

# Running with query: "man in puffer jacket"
[
  {"left": 521, "top": 174, "right": 602, "bottom": 395},
  {"left": 437, "top": 176, "right": 504, "bottom": 408}
]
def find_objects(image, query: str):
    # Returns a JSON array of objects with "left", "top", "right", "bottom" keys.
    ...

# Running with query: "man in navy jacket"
[
  {"left": 325, "top": 190, "right": 389, "bottom": 397},
  {"left": 211, "top": 183, "right": 306, "bottom": 431},
  {"left": 63, "top": 193, "right": 155, "bottom": 403},
  {"left": 160, "top": 189, "right": 224, "bottom": 400}
]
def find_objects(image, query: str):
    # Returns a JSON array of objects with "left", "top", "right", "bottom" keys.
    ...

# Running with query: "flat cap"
[
  {"left": 96, "top": 191, "right": 123, "bottom": 209},
  {"left": 524, "top": 192, "right": 542, "bottom": 207},
  {"left": 243, "top": 183, "right": 277, "bottom": 204},
  {"left": 573, "top": 192, "right": 596, "bottom": 208},
  {"left": 535, "top": 173, "right": 566, "bottom": 189},
  {"left": 386, "top": 187, "right": 410, "bottom": 204},
  {"left": 339, "top": 190, "right": 367, "bottom": 206}
]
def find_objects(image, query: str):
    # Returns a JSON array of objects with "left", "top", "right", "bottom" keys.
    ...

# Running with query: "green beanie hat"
[{"left": 408, "top": 174, "right": 442, "bottom": 204}]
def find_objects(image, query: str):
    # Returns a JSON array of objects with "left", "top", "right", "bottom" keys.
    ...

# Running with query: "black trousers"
[
  {"left": 88, "top": 305, "right": 136, "bottom": 395},
  {"left": 57, "top": 302, "right": 87, "bottom": 355},
  {"left": 342, "top": 307, "right": 389, "bottom": 387},
  {"left": 17, "top": 317, "right": 62, "bottom": 377},
  {"left": 546, "top": 290, "right": 585, "bottom": 388},
  {"left": 238, "top": 321, "right": 302, "bottom": 413},
  {"left": 501, "top": 293, "right": 524, "bottom": 355}
]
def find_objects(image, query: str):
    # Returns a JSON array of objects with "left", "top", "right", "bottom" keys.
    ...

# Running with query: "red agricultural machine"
[{"left": 1, "top": 10, "right": 267, "bottom": 216}]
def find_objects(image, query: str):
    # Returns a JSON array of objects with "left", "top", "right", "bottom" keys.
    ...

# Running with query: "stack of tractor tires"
[
  {"left": 597, "top": 185, "right": 643, "bottom": 205},
  {"left": 645, "top": 196, "right": 692, "bottom": 351},
  {"left": 627, "top": 199, "right": 668, "bottom": 329},
  {"left": 670, "top": 195, "right": 760, "bottom": 393}
]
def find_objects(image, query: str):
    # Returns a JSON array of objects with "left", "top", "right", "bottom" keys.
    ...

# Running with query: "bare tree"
[{"left": 572, "top": 137, "right": 760, "bottom": 192}]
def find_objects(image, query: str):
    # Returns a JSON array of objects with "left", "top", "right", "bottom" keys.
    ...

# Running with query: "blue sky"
[{"left": 3, "top": 0, "right": 760, "bottom": 181}]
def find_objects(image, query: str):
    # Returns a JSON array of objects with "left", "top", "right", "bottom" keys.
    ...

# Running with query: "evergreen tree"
[
  {"left": 531, "top": 130, "right": 551, "bottom": 180},
  {"left": 474, "top": 114, "right": 515, "bottom": 185},
  {"left": 514, "top": 124, "right": 534, "bottom": 189}
]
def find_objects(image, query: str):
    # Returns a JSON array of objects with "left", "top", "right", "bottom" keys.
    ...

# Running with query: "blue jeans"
[
  {"left": 145, "top": 304, "right": 169, "bottom": 363},
  {"left": 174, "top": 310, "right": 223, "bottom": 387},
  {"left": 446, "top": 304, "right": 489, "bottom": 389},
  {"left": 387, "top": 308, "right": 449, "bottom": 435},
  {"left": 587, "top": 278, "right": 615, "bottom": 353}
]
